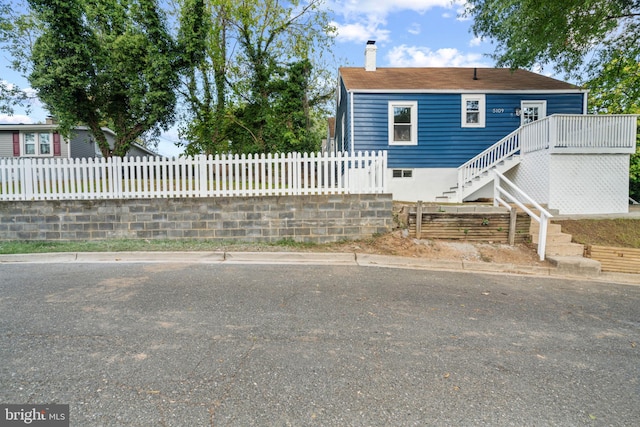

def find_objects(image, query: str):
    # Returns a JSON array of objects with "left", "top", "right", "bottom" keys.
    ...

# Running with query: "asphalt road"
[{"left": 1, "top": 263, "right": 639, "bottom": 426}]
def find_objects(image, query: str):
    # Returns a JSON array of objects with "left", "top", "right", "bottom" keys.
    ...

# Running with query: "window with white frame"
[
  {"left": 461, "top": 94, "right": 486, "bottom": 128},
  {"left": 39, "top": 133, "right": 51, "bottom": 154},
  {"left": 388, "top": 101, "right": 418, "bottom": 145},
  {"left": 23, "top": 132, "right": 53, "bottom": 156},
  {"left": 520, "top": 100, "right": 547, "bottom": 125}
]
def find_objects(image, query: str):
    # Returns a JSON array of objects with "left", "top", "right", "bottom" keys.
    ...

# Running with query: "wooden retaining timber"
[
  {"left": 407, "top": 203, "right": 530, "bottom": 244},
  {"left": 585, "top": 245, "right": 640, "bottom": 274}
]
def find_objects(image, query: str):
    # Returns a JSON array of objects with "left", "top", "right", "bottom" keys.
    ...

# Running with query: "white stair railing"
[
  {"left": 457, "top": 128, "right": 521, "bottom": 199},
  {"left": 493, "top": 169, "right": 552, "bottom": 260},
  {"left": 454, "top": 114, "right": 637, "bottom": 202}
]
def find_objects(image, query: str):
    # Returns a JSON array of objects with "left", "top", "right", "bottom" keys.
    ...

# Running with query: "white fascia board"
[{"left": 0, "top": 123, "right": 59, "bottom": 132}]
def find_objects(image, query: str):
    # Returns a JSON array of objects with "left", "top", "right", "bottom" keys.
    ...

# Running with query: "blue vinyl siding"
[
  {"left": 333, "top": 79, "right": 351, "bottom": 154},
  {"left": 349, "top": 92, "right": 584, "bottom": 168}
]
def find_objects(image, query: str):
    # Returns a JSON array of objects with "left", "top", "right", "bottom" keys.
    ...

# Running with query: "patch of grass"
[
  {"left": 0, "top": 239, "right": 206, "bottom": 254},
  {"left": 267, "top": 238, "right": 318, "bottom": 249},
  {"left": 553, "top": 219, "right": 640, "bottom": 248},
  {"left": 0, "top": 238, "right": 317, "bottom": 255}
]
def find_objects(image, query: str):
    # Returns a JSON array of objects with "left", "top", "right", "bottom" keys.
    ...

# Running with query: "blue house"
[{"left": 330, "top": 42, "right": 637, "bottom": 214}]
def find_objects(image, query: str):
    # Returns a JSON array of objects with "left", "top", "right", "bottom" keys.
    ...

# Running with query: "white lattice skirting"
[{"left": 548, "top": 154, "right": 630, "bottom": 214}]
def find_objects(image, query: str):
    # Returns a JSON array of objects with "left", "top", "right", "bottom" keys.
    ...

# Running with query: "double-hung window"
[
  {"left": 461, "top": 94, "right": 486, "bottom": 128},
  {"left": 24, "top": 132, "right": 37, "bottom": 155},
  {"left": 388, "top": 101, "right": 418, "bottom": 145},
  {"left": 39, "top": 133, "right": 51, "bottom": 154},
  {"left": 22, "top": 132, "right": 54, "bottom": 156}
]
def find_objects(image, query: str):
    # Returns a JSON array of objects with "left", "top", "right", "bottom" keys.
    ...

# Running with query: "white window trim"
[
  {"left": 388, "top": 101, "right": 418, "bottom": 146},
  {"left": 461, "top": 94, "right": 486, "bottom": 128},
  {"left": 520, "top": 100, "right": 547, "bottom": 126},
  {"left": 340, "top": 115, "right": 345, "bottom": 152},
  {"left": 22, "top": 131, "right": 53, "bottom": 157}
]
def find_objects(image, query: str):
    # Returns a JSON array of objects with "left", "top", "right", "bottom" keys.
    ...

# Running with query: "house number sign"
[{"left": 492, "top": 108, "right": 505, "bottom": 113}]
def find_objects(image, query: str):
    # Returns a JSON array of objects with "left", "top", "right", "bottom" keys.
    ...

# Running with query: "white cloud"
[
  {"left": 386, "top": 44, "right": 489, "bottom": 67},
  {"left": 327, "top": 0, "right": 453, "bottom": 19},
  {"left": 328, "top": 0, "right": 455, "bottom": 44},
  {"left": 0, "top": 80, "right": 38, "bottom": 99},
  {"left": 531, "top": 63, "right": 555, "bottom": 77},
  {"left": 408, "top": 23, "right": 421, "bottom": 35},
  {"left": 0, "top": 114, "right": 33, "bottom": 124},
  {"left": 469, "top": 36, "right": 482, "bottom": 47},
  {"left": 331, "top": 20, "right": 390, "bottom": 43}
]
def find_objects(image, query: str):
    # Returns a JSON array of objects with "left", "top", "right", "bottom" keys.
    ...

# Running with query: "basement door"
[{"left": 520, "top": 101, "right": 547, "bottom": 125}]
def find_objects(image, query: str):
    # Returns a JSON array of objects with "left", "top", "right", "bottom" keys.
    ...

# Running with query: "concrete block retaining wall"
[{"left": 0, "top": 194, "right": 394, "bottom": 243}]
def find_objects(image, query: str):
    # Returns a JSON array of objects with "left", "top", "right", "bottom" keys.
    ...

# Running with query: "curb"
[{"left": 1, "top": 251, "right": 638, "bottom": 285}]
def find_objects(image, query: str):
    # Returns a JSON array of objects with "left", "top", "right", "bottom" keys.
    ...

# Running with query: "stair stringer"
[{"left": 438, "top": 155, "right": 521, "bottom": 202}]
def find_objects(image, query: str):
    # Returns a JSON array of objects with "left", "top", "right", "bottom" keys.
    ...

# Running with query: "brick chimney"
[{"left": 365, "top": 40, "right": 377, "bottom": 71}]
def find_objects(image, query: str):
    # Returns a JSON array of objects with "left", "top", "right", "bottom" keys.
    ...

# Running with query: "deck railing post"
[
  {"left": 538, "top": 211, "right": 549, "bottom": 260},
  {"left": 548, "top": 115, "right": 556, "bottom": 149},
  {"left": 508, "top": 209, "right": 517, "bottom": 246},
  {"left": 415, "top": 200, "right": 423, "bottom": 239}
]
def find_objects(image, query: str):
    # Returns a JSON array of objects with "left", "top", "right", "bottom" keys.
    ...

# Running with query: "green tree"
[
  {"left": 178, "top": 0, "right": 335, "bottom": 155},
  {"left": 177, "top": 0, "right": 231, "bottom": 156},
  {"left": 26, "top": 0, "right": 204, "bottom": 157},
  {"left": 0, "top": 1, "right": 38, "bottom": 115},
  {"left": 463, "top": 1, "right": 639, "bottom": 77}
]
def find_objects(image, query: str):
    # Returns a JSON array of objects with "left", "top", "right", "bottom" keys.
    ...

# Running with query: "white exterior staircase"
[
  {"left": 437, "top": 127, "right": 521, "bottom": 202},
  {"left": 430, "top": 113, "right": 636, "bottom": 265},
  {"left": 437, "top": 154, "right": 520, "bottom": 202},
  {"left": 438, "top": 114, "right": 637, "bottom": 206}
]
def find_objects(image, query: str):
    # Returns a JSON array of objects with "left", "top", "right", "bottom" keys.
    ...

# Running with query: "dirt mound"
[{"left": 319, "top": 230, "right": 549, "bottom": 266}]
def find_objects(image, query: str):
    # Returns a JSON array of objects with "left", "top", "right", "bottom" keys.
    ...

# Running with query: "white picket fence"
[{"left": 0, "top": 151, "right": 387, "bottom": 201}]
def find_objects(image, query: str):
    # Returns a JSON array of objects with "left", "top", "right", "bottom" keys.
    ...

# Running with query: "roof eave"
[{"left": 343, "top": 88, "right": 587, "bottom": 94}]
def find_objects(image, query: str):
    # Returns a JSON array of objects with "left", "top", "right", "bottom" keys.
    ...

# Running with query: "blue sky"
[
  {"left": 328, "top": 0, "right": 489, "bottom": 68},
  {"left": 1, "top": 0, "right": 507, "bottom": 156}
]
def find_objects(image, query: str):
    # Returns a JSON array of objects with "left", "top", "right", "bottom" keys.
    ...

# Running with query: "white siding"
[{"left": 386, "top": 168, "right": 458, "bottom": 202}]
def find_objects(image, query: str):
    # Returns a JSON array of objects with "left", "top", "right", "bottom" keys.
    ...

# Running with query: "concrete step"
[
  {"left": 546, "top": 256, "right": 601, "bottom": 276},
  {"left": 435, "top": 195, "right": 452, "bottom": 202},
  {"left": 530, "top": 232, "right": 573, "bottom": 244},
  {"left": 529, "top": 222, "right": 563, "bottom": 234},
  {"left": 543, "top": 242, "right": 586, "bottom": 257}
]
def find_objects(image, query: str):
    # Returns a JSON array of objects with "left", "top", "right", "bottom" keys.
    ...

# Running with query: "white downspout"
[
  {"left": 350, "top": 91, "right": 355, "bottom": 156},
  {"left": 582, "top": 91, "right": 588, "bottom": 114}
]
